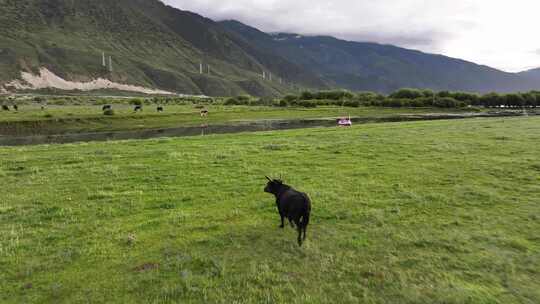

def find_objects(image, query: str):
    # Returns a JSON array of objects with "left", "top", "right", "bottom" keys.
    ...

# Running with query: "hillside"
[
  {"left": 0, "top": 0, "right": 323, "bottom": 96},
  {"left": 518, "top": 68, "right": 540, "bottom": 83},
  {"left": 220, "top": 20, "right": 540, "bottom": 93},
  {"left": 1, "top": 0, "right": 539, "bottom": 95}
]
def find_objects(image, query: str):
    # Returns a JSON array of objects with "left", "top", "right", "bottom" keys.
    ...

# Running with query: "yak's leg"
[
  {"left": 297, "top": 226, "right": 303, "bottom": 246},
  {"left": 302, "top": 216, "right": 308, "bottom": 241},
  {"left": 294, "top": 219, "right": 303, "bottom": 246},
  {"left": 276, "top": 201, "right": 284, "bottom": 228},
  {"left": 289, "top": 218, "right": 295, "bottom": 228}
]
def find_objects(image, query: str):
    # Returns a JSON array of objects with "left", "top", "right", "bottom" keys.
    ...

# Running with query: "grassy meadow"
[
  {"left": 1, "top": 116, "right": 539, "bottom": 303},
  {"left": 0, "top": 104, "right": 479, "bottom": 136}
]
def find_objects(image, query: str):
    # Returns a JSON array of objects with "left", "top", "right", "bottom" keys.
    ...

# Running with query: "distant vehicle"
[{"left": 337, "top": 116, "right": 352, "bottom": 127}]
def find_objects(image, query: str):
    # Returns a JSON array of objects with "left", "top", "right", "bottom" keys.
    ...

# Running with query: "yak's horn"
[{"left": 265, "top": 176, "right": 272, "bottom": 181}]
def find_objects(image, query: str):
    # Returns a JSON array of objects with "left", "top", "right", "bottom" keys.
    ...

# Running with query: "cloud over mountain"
[{"left": 163, "top": 0, "right": 540, "bottom": 72}]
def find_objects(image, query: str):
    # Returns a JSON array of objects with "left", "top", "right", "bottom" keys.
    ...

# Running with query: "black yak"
[
  {"left": 102, "top": 105, "right": 112, "bottom": 111},
  {"left": 1, "top": 105, "right": 9, "bottom": 111},
  {"left": 264, "top": 176, "right": 311, "bottom": 246},
  {"left": 134, "top": 105, "right": 143, "bottom": 112},
  {"left": 13, "top": 105, "right": 18, "bottom": 111},
  {"left": 157, "top": 106, "right": 164, "bottom": 112}
]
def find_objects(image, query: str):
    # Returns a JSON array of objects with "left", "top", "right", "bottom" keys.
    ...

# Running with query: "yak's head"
[{"left": 264, "top": 176, "right": 284, "bottom": 195}]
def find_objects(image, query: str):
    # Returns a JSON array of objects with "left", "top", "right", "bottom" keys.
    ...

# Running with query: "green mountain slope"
[
  {"left": 0, "top": 0, "right": 323, "bottom": 96},
  {"left": 221, "top": 20, "right": 540, "bottom": 93},
  {"left": 518, "top": 68, "right": 540, "bottom": 84},
  {"left": 1, "top": 0, "right": 538, "bottom": 96}
]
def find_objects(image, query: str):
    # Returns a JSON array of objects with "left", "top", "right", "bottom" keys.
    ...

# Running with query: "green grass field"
[
  {"left": 0, "top": 105, "right": 478, "bottom": 136},
  {"left": 1, "top": 117, "right": 539, "bottom": 303}
]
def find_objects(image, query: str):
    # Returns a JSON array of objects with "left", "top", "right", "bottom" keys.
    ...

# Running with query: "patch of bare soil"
[{"left": 6, "top": 68, "right": 175, "bottom": 95}]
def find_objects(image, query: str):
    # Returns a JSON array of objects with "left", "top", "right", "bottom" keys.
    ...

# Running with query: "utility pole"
[
  {"left": 109, "top": 56, "right": 113, "bottom": 73},
  {"left": 200, "top": 63, "right": 203, "bottom": 74},
  {"left": 262, "top": 71, "right": 266, "bottom": 80},
  {"left": 102, "top": 52, "right": 106, "bottom": 67}
]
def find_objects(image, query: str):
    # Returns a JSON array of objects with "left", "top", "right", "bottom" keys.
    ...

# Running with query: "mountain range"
[{"left": 0, "top": 0, "right": 539, "bottom": 96}]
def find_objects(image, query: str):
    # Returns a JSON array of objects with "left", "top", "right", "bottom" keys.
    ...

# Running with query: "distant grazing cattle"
[
  {"left": 200, "top": 109, "right": 209, "bottom": 117},
  {"left": 264, "top": 176, "right": 311, "bottom": 246},
  {"left": 1, "top": 105, "right": 9, "bottom": 111},
  {"left": 13, "top": 105, "right": 18, "bottom": 111},
  {"left": 134, "top": 105, "right": 143, "bottom": 112},
  {"left": 157, "top": 106, "right": 164, "bottom": 112},
  {"left": 102, "top": 105, "right": 112, "bottom": 111}
]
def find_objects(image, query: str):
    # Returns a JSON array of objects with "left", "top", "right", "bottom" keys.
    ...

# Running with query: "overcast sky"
[{"left": 162, "top": 0, "right": 540, "bottom": 72}]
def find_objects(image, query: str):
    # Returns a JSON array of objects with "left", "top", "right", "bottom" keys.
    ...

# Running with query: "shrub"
[
  {"left": 390, "top": 88, "right": 424, "bottom": 99},
  {"left": 300, "top": 91, "right": 314, "bottom": 100},
  {"left": 433, "top": 97, "right": 458, "bottom": 108},
  {"left": 255, "top": 97, "right": 274, "bottom": 106},
  {"left": 297, "top": 100, "right": 317, "bottom": 108},
  {"left": 314, "top": 90, "right": 354, "bottom": 100},
  {"left": 409, "top": 98, "right": 431, "bottom": 107},
  {"left": 421, "top": 89, "right": 435, "bottom": 97},
  {"left": 224, "top": 97, "right": 239, "bottom": 105},
  {"left": 356, "top": 92, "right": 381, "bottom": 105},
  {"left": 277, "top": 99, "right": 288, "bottom": 107},
  {"left": 343, "top": 100, "right": 360, "bottom": 107},
  {"left": 283, "top": 95, "right": 297, "bottom": 103},
  {"left": 366, "top": 99, "right": 382, "bottom": 106},
  {"left": 450, "top": 92, "right": 478, "bottom": 104},
  {"left": 479, "top": 93, "right": 500, "bottom": 108},
  {"left": 504, "top": 93, "right": 525, "bottom": 108},
  {"left": 437, "top": 91, "right": 452, "bottom": 98},
  {"left": 130, "top": 99, "right": 143, "bottom": 106},
  {"left": 223, "top": 96, "right": 252, "bottom": 106},
  {"left": 381, "top": 98, "right": 404, "bottom": 107},
  {"left": 236, "top": 95, "right": 251, "bottom": 103},
  {"left": 33, "top": 96, "right": 46, "bottom": 103},
  {"left": 314, "top": 100, "right": 331, "bottom": 106}
]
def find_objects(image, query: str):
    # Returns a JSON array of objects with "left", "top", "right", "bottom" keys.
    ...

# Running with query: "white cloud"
[{"left": 162, "top": 0, "right": 540, "bottom": 72}]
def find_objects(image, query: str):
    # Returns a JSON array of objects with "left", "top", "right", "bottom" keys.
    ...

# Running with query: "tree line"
[{"left": 277, "top": 89, "right": 540, "bottom": 108}]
